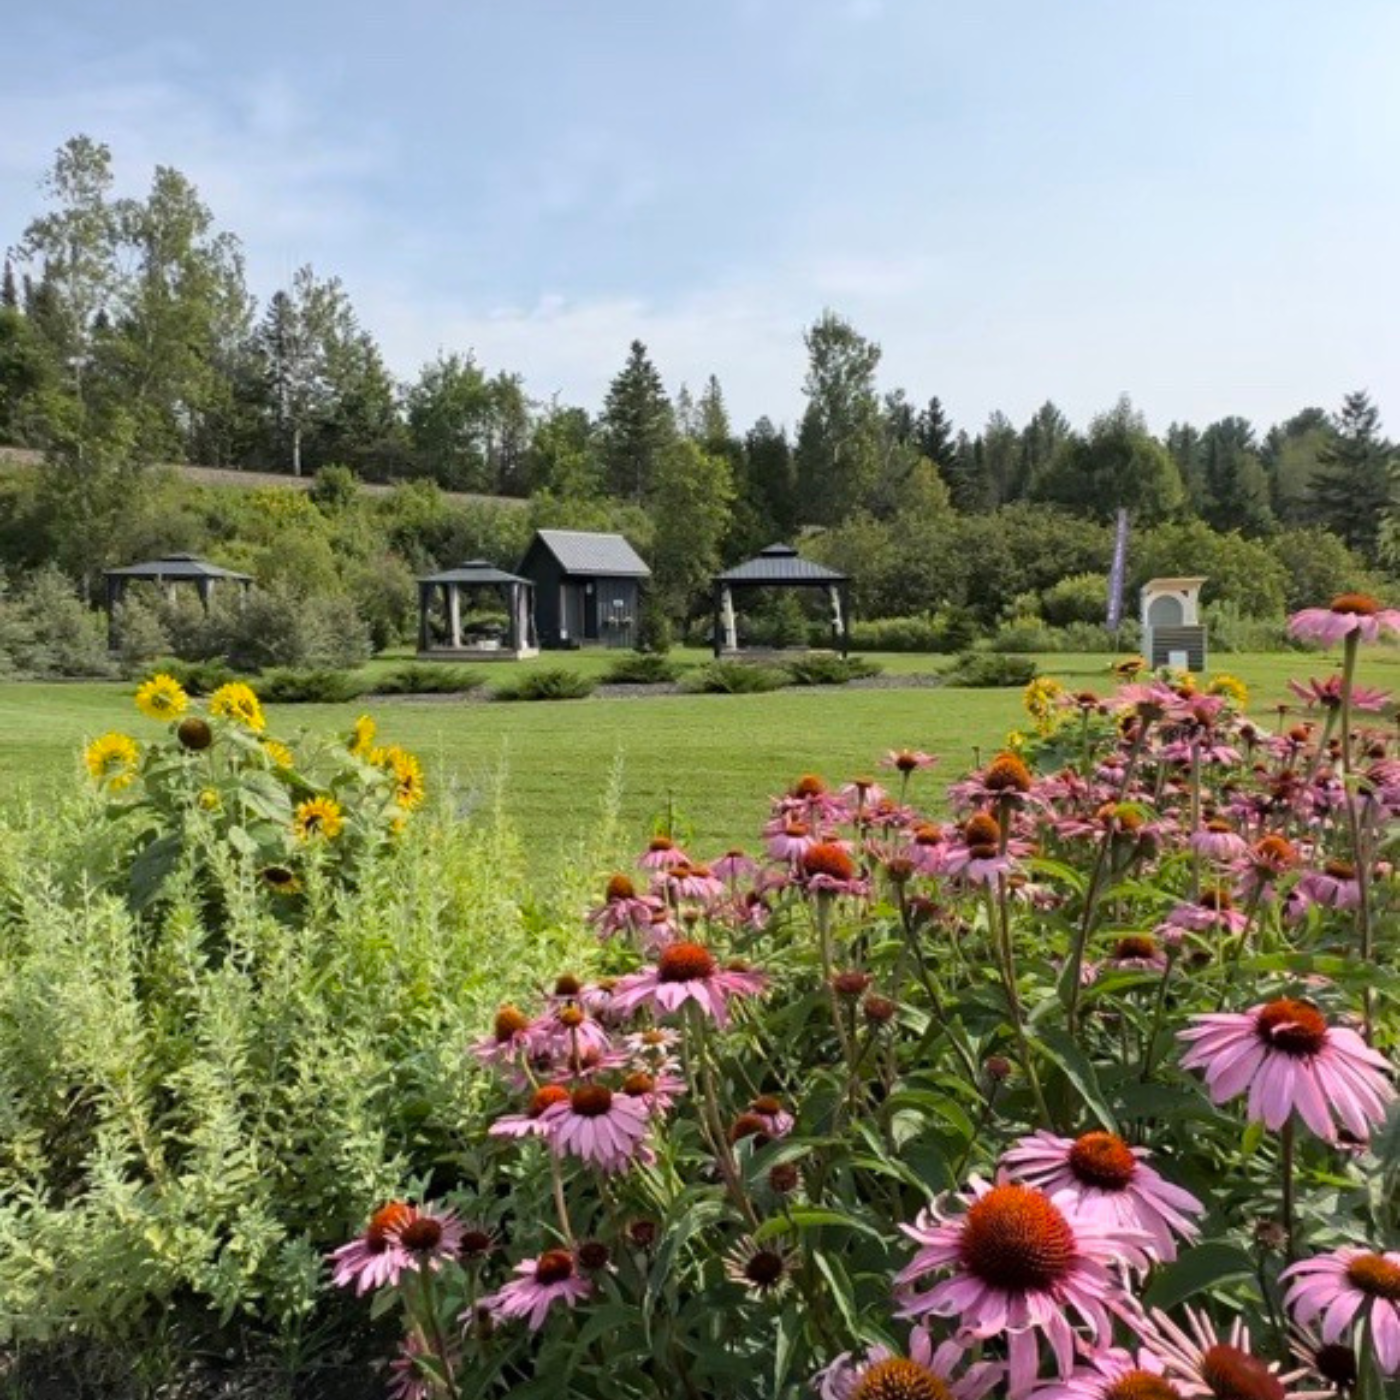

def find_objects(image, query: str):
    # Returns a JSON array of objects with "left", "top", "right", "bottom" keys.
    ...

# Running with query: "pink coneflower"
[
  {"left": 895, "top": 1178, "right": 1149, "bottom": 1397},
  {"left": 801, "top": 841, "right": 868, "bottom": 896},
  {"left": 745, "top": 1094, "right": 795, "bottom": 1139},
  {"left": 610, "top": 941, "right": 768, "bottom": 1028},
  {"left": 388, "top": 1332, "right": 458, "bottom": 1400},
  {"left": 1296, "top": 860, "right": 1363, "bottom": 910},
  {"left": 1027, "top": 1346, "right": 1182, "bottom": 1400},
  {"left": 479, "top": 1249, "right": 592, "bottom": 1331},
  {"left": 588, "top": 873, "right": 663, "bottom": 939},
  {"left": 1283, "top": 1247, "right": 1400, "bottom": 1376},
  {"left": 1113, "top": 681, "right": 1192, "bottom": 723},
  {"left": 525, "top": 1002, "right": 616, "bottom": 1065},
  {"left": 1146, "top": 1305, "right": 1327, "bottom": 1400},
  {"left": 840, "top": 776, "right": 889, "bottom": 811},
  {"left": 712, "top": 848, "right": 758, "bottom": 882},
  {"left": 1178, "top": 999, "right": 1395, "bottom": 1142},
  {"left": 906, "top": 822, "right": 952, "bottom": 876},
  {"left": 329, "top": 1202, "right": 464, "bottom": 1294},
  {"left": 723, "top": 1236, "right": 795, "bottom": 1300},
  {"left": 1167, "top": 889, "right": 1248, "bottom": 935},
  {"left": 618, "top": 1066, "right": 687, "bottom": 1117},
  {"left": 1288, "top": 1320, "right": 1361, "bottom": 1396},
  {"left": 1105, "top": 934, "right": 1170, "bottom": 974},
  {"left": 1000, "top": 1130, "right": 1203, "bottom": 1262},
  {"left": 664, "top": 861, "right": 726, "bottom": 903},
  {"left": 1289, "top": 594, "right": 1400, "bottom": 648},
  {"left": 539, "top": 1082, "right": 651, "bottom": 1172},
  {"left": 489, "top": 1083, "right": 571, "bottom": 1139},
  {"left": 472, "top": 1004, "right": 532, "bottom": 1067},
  {"left": 639, "top": 835, "right": 689, "bottom": 870},
  {"left": 943, "top": 812, "right": 1020, "bottom": 888},
  {"left": 814, "top": 1326, "right": 1003, "bottom": 1400},
  {"left": 949, "top": 751, "right": 1045, "bottom": 812},
  {"left": 882, "top": 748, "right": 938, "bottom": 774},
  {"left": 1289, "top": 676, "right": 1393, "bottom": 712},
  {"left": 1190, "top": 820, "right": 1249, "bottom": 863},
  {"left": 1235, "top": 835, "right": 1300, "bottom": 897},
  {"left": 766, "top": 817, "right": 819, "bottom": 863}
]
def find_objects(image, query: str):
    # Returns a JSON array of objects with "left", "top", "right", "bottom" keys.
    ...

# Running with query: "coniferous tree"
[
  {"left": 1020, "top": 401, "right": 1070, "bottom": 497},
  {"left": 0, "top": 260, "right": 17, "bottom": 311},
  {"left": 1262, "top": 407, "right": 1331, "bottom": 524},
  {"left": 1164, "top": 422, "right": 1205, "bottom": 514},
  {"left": 741, "top": 417, "right": 797, "bottom": 541},
  {"left": 793, "top": 312, "right": 883, "bottom": 526},
  {"left": 1199, "top": 417, "right": 1273, "bottom": 535},
  {"left": 600, "top": 340, "right": 674, "bottom": 504},
  {"left": 1310, "top": 391, "right": 1395, "bottom": 558},
  {"left": 915, "top": 396, "right": 957, "bottom": 481}
]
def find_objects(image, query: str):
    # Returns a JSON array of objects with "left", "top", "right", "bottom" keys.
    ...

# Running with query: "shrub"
[
  {"left": 1201, "top": 601, "right": 1298, "bottom": 654},
  {"left": 679, "top": 660, "right": 790, "bottom": 694},
  {"left": 154, "top": 656, "right": 239, "bottom": 695},
  {"left": 600, "top": 652, "right": 683, "bottom": 685},
  {"left": 846, "top": 615, "right": 946, "bottom": 652},
  {"left": 780, "top": 654, "right": 882, "bottom": 685},
  {"left": 371, "top": 663, "right": 485, "bottom": 695},
  {"left": 111, "top": 590, "right": 172, "bottom": 672},
  {"left": 218, "top": 586, "right": 373, "bottom": 672},
  {"left": 986, "top": 616, "right": 1061, "bottom": 653},
  {"left": 634, "top": 590, "right": 673, "bottom": 654},
  {"left": 255, "top": 667, "right": 369, "bottom": 704},
  {"left": 0, "top": 567, "right": 117, "bottom": 678},
  {"left": 1040, "top": 571, "right": 1111, "bottom": 626},
  {"left": 491, "top": 668, "right": 596, "bottom": 701},
  {"left": 944, "top": 650, "right": 1038, "bottom": 686}
]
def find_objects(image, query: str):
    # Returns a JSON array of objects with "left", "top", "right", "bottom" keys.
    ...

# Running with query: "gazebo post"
[
  {"left": 448, "top": 583, "right": 462, "bottom": 649},
  {"left": 106, "top": 575, "right": 122, "bottom": 650},
  {"left": 417, "top": 582, "right": 432, "bottom": 652},
  {"left": 840, "top": 583, "right": 851, "bottom": 658},
  {"left": 198, "top": 578, "right": 213, "bottom": 612},
  {"left": 711, "top": 583, "right": 722, "bottom": 659}
]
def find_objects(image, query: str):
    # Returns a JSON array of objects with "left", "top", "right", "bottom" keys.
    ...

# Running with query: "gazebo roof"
[
  {"left": 104, "top": 552, "right": 252, "bottom": 583},
  {"left": 420, "top": 559, "right": 530, "bottom": 586},
  {"left": 529, "top": 530, "right": 651, "bottom": 578},
  {"left": 716, "top": 543, "right": 847, "bottom": 585}
]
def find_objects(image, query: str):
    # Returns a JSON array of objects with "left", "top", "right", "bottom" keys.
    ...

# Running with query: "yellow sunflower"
[
  {"left": 1021, "top": 676, "right": 1065, "bottom": 735},
  {"left": 1111, "top": 655, "right": 1147, "bottom": 680},
  {"left": 134, "top": 673, "right": 189, "bottom": 722},
  {"left": 262, "top": 739, "right": 295, "bottom": 769},
  {"left": 259, "top": 865, "right": 302, "bottom": 896},
  {"left": 1208, "top": 674, "right": 1249, "bottom": 709},
  {"left": 209, "top": 681, "right": 265, "bottom": 733},
  {"left": 84, "top": 732, "right": 141, "bottom": 792},
  {"left": 292, "top": 795, "right": 344, "bottom": 841},
  {"left": 388, "top": 748, "right": 425, "bottom": 811},
  {"left": 347, "top": 713, "right": 376, "bottom": 758},
  {"left": 197, "top": 787, "right": 221, "bottom": 812}
]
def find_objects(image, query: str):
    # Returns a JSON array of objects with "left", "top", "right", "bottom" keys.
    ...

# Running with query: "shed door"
[{"left": 1147, "top": 595, "right": 1184, "bottom": 627}]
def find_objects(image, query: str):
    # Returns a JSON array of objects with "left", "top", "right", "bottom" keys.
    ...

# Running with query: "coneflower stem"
[
  {"left": 1338, "top": 631, "right": 1376, "bottom": 1043},
  {"left": 1139, "top": 948, "right": 1178, "bottom": 1083},
  {"left": 1066, "top": 724, "right": 1149, "bottom": 1035},
  {"left": 1280, "top": 1117, "right": 1297, "bottom": 1262},
  {"left": 549, "top": 1152, "right": 575, "bottom": 1246},
  {"left": 986, "top": 883, "right": 1052, "bottom": 1130}
]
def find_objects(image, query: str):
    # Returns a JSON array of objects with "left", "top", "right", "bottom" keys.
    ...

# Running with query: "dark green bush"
[
  {"left": 601, "top": 652, "right": 683, "bottom": 685},
  {"left": 781, "top": 654, "right": 883, "bottom": 685},
  {"left": 944, "top": 651, "right": 1038, "bottom": 687},
  {"left": 0, "top": 568, "right": 116, "bottom": 678},
  {"left": 255, "top": 667, "right": 369, "bottom": 704},
  {"left": 371, "top": 663, "right": 484, "bottom": 695},
  {"left": 154, "top": 657, "right": 240, "bottom": 695},
  {"left": 846, "top": 615, "right": 959, "bottom": 653},
  {"left": 680, "top": 661, "right": 790, "bottom": 694},
  {"left": 492, "top": 668, "right": 597, "bottom": 701}
]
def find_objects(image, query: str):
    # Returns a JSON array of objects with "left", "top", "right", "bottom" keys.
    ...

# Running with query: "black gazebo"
[
  {"left": 416, "top": 560, "right": 538, "bottom": 660},
  {"left": 711, "top": 544, "right": 851, "bottom": 658},
  {"left": 103, "top": 553, "right": 253, "bottom": 650}
]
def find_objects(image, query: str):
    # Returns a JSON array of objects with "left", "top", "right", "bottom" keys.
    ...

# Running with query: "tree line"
[{"left": 2, "top": 135, "right": 1398, "bottom": 630}]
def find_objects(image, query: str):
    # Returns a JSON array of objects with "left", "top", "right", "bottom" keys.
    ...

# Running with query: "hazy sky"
[{"left": 3, "top": 0, "right": 1397, "bottom": 435}]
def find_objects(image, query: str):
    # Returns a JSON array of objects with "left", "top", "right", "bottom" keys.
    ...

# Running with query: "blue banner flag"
[{"left": 1106, "top": 509, "right": 1129, "bottom": 631}]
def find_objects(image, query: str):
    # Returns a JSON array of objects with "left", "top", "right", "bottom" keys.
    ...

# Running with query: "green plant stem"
[
  {"left": 1337, "top": 631, "right": 1376, "bottom": 1043},
  {"left": 1066, "top": 724, "right": 1149, "bottom": 1035},
  {"left": 549, "top": 1151, "right": 575, "bottom": 1245},
  {"left": 1280, "top": 1118, "right": 1297, "bottom": 1262},
  {"left": 1139, "top": 950, "right": 1178, "bottom": 1082},
  {"left": 985, "top": 883, "right": 1052, "bottom": 1129}
]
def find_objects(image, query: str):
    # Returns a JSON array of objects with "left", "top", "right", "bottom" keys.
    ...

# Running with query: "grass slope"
[{"left": 2, "top": 650, "right": 1393, "bottom": 863}]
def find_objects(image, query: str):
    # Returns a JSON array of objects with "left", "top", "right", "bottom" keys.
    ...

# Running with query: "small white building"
[{"left": 1141, "top": 577, "right": 1208, "bottom": 671}]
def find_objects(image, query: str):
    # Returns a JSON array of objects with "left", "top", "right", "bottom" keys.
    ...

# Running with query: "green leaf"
[
  {"left": 1144, "top": 1242, "right": 1255, "bottom": 1310},
  {"left": 1034, "top": 1027, "right": 1117, "bottom": 1132}
]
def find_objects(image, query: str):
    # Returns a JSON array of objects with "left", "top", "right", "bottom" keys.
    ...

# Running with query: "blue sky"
[{"left": 3, "top": 0, "right": 1398, "bottom": 435}]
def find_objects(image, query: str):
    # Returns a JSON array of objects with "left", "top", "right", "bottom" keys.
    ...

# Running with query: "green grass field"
[{"left": 3, "top": 648, "right": 1395, "bottom": 864}]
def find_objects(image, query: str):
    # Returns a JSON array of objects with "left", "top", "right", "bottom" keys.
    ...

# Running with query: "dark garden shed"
[
  {"left": 712, "top": 544, "right": 851, "bottom": 658},
  {"left": 103, "top": 553, "right": 253, "bottom": 650},
  {"left": 517, "top": 530, "right": 650, "bottom": 650}
]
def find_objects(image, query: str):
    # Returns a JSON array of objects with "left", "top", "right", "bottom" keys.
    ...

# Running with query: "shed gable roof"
[{"left": 529, "top": 530, "right": 651, "bottom": 578}]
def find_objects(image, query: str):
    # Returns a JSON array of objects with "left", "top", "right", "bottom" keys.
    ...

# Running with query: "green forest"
[{"left": 1, "top": 135, "right": 1396, "bottom": 673}]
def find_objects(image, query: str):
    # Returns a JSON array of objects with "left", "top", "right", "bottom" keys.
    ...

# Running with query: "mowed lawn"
[{"left": 2, "top": 648, "right": 1395, "bottom": 863}]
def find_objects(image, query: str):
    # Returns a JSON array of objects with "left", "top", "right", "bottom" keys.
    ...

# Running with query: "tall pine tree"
[
  {"left": 1309, "top": 391, "right": 1394, "bottom": 558},
  {"left": 600, "top": 340, "right": 674, "bottom": 504}
]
